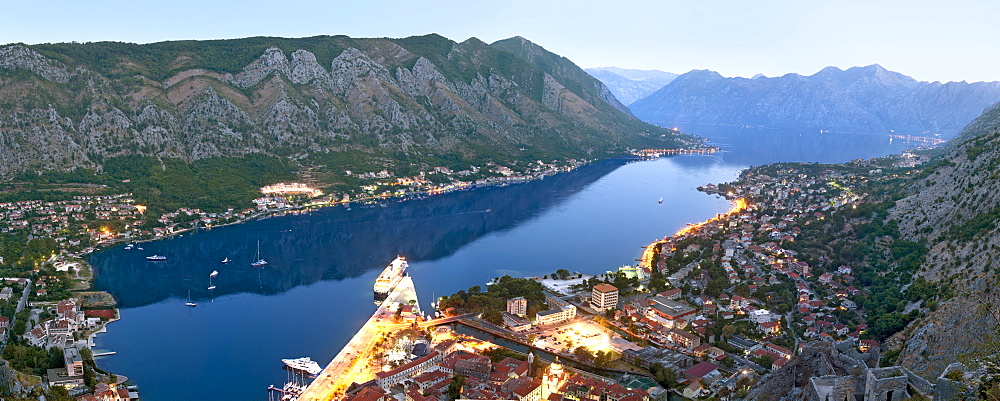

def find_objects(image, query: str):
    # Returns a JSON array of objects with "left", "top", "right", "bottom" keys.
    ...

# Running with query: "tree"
[
  {"left": 593, "top": 350, "right": 616, "bottom": 368},
  {"left": 573, "top": 346, "right": 593, "bottom": 361},
  {"left": 650, "top": 362, "right": 679, "bottom": 388},
  {"left": 48, "top": 386, "right": 74, "bottom": 401},
  {"left": 446, "top": 375, "right": 466, "bottom": 400},
  {"left": 556, "top": 269, "right": 571, "bottom": 280},
  {"left": 722, "top": 324, "right": 736, "bottom": 339},
  {"left": 481, "top": 309, "right": 503, "bottom": 326}
]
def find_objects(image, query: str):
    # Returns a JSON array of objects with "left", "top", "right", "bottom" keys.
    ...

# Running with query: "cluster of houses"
[
  {"left": 560, "top": 166, "right": 888, "bottom": 397},
  {"left": 348, "top": 339, "right": 652, "bottom": 401},
  {"left": 25, "top": 299, "right": 101, "bottom": 350},
  {"left": 0, "top": 192, "right": 259, "bottom": 252},
  {"left": 154, "top": 206, "right": 256, "bottom": 236},
  {"left": 0, "top": 194, "right": 142, "bottom": 245},
  {"left": 346, "top": 160, "right": 585, "bottom": 200}
]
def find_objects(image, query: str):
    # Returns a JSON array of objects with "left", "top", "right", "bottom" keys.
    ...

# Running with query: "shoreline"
[
  {"left": 77, "top": 158, "right": 590, "bottom": 382},
  {"left": 77, "top": 151, "right": 710, "bottom": 392}
]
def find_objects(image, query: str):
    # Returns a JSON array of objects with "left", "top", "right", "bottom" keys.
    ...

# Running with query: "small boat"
[
  {"left": 146, "top": 255, "right": 166, "bottom": 261},
  {"left": 185, "top": 291, "right": 196, "bottom": 307},
  {"left": 207, "top": 285, "right": 216, "bottom": 291},
  {"left": 210, "top": 270, "right": 219, "bottom": 278},
  {"left": 137, "top": 246, "right": 144, "bottom": 250},
  {"left": 124, "top": 244, "right": 133, "bottom": 250},
  {"left": 221, "top": 257, "right": 230, "bottom": 264},
  {"left": 282, "top": 357, "right": 322, "bottom": 376},
  {"left": 658, "top": 197, "right": 664, "bottom": 204},
  {"left": 251, "top": 241, "right": 268, "bottom": 267}
]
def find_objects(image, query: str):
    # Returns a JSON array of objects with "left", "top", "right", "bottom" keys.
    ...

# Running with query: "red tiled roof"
[
  {"left": 684, "top": 361, "right": 719, "bottom": 380},
  {"left": 593, "top": 283, "right": 618, "bottom": 293},
  {"left": 375, "top": 351, "right": 439, "bottom": 379},
  {"left": 349, "top": 386, "right": 387, "bottom": 401}
]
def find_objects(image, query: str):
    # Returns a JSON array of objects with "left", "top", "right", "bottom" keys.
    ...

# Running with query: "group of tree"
[
  {"left": 571, "top": 346, "right": 616, "bottom": 368},
  {"left": 438, "top": 275, "right": 546, "bottom": 325},
  {"left": 649, "top": 362, "right": 680, "bottom": 389},
  {"left": 1, "top": 344, "right": 63, "bottom": 376}
]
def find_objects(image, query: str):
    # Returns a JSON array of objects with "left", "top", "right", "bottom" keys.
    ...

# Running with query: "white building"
[
  {"left": 749, "top": 309, "right": 774, "bottom": 324},
  {"left": 535, "top": 305, "right": 576, "bottom": 326},
  {"left": 591, "top": 283, "right": 619, "bottom": 311},
  {"left": 375, "top": 351, "right": 443, "bottom": 389},
  {"left": 507, "top": 297, "right": 527, "bottom": 316}
]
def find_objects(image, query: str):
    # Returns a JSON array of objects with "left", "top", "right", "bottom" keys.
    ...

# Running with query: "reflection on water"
[
  {"left": 89, "top": 127, "right": 921, "bottom": 401},
  {"left": 90, "top": 160, "right": 624, "bottom": 308}
]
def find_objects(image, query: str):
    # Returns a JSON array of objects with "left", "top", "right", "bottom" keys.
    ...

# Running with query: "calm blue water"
[{"left": 90, "top": 130, "right": 916, "bottom": 400}]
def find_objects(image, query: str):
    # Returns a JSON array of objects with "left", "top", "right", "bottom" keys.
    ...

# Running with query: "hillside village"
[{"left": 379, "top": 151, "right": 976, "bottom": 401}]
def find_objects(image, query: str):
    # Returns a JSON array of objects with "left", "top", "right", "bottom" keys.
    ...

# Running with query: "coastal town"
[
  {"left": 0, "top": 148, "right": 962, "bottom": 401},
  {"left": 272, "top": 150, "right": 968, "bottom": 401},
  {"left": 0, "top": 156, "right": 599, "bottom": 399}
]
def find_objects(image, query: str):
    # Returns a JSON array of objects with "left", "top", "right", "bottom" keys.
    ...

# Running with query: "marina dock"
[{"left": 297, "top": 275, "right": 420, "bottom": 401}]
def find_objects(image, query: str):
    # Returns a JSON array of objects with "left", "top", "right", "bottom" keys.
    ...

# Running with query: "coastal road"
[{"left": 15, "top": 278, "right": 31, "bottom": 314}]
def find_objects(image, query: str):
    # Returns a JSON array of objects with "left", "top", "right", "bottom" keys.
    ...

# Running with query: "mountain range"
[
  {"left": 583, "top": 67, "right": 677, "bottom": 105},
  {"left": 0, "top": 35, "right": 696, "bottom": 178},
  {"left": 593, "top": 65, "right": 1000, "bottom": 138}
]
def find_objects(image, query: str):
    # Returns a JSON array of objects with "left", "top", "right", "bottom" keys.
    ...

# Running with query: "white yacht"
[{"left": 281, "top": 357, "right": 322, "bottom": 376}]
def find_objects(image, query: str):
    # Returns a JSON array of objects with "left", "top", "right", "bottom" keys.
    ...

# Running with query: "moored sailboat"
[{"left": 251, "top": 241, "right": 268, "bottom": 267}]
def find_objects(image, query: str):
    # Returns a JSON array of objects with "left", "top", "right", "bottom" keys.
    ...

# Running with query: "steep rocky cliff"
[
  {"left": 886, "top": 102, "right": 1000, "bottom": 379},
  {"left": 0, "top": 35, "right": 693, "bottom": 176},
  {"left": 629, "top": 65, "right": 1000, "bottom": 137}
]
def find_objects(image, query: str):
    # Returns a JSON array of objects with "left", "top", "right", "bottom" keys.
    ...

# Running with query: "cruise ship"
[
  {"left": 374, "top": 256, "right": 408, "bottom": 300},
  {"left": 281, "top": 357, "right": 322, "bottom": 376}
]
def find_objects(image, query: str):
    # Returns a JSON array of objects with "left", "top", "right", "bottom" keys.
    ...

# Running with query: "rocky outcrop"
[
  {"left": 0, "top": 45, "right": 71, "bottom": 83},
  {"left": 0, "top": 35, "right": 694, "bottom": 176},
  {"left": 885, "top": 102, "right": 1000, "bottom": 380},
  {"left": 629, "top": 65, "right": 1000, "bottom": 137}
]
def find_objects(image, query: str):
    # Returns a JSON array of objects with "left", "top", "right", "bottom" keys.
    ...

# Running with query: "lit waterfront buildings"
[{"left": 259, "top": 182, "right": 324, "bottom": 197}]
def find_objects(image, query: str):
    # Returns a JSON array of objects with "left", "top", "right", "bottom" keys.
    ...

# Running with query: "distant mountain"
[
  {"left": 585, "top": 67, "right": 678, "bottom": 105},
  {"left": 0, "top": 35, "right": 697, "bottom": 177},
  {"left": 630, "top": 64, "right": 1000, "bottom": 138}
]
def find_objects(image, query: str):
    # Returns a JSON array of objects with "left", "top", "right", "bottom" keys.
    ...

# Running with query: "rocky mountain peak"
[{"left": 0, "top": 35, "right": 691, "bottom": 177}]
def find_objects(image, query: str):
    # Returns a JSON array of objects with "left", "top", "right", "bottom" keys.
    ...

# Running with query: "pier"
[{"left": 297, "top": 275, "right": 421, "bottom": 401}]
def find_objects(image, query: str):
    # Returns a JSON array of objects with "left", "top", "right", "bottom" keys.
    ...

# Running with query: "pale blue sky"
[{"left": 2, "top": 0, "right": 998, "bottom": 82}]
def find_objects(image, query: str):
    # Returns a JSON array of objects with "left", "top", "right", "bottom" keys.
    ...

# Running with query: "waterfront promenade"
[{"left": 298, "top": 276, "right": 420, "bottom": 401}]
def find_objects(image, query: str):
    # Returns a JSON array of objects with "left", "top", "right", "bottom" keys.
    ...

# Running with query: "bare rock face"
[
  {"left": 0, "top": 35, "right": 692, "bottom": 175},
  {"left": 234, "top": 47, "right": 290, "bottom": 88},
  {"left": 885, "top": 102, "right": 1000, "bottom": 379},
  {"left": 0, "top": 45, "right": 70, "bottom": 83},
  {"left": 289, "top": 49, "right": 330, "bottom": 85}
]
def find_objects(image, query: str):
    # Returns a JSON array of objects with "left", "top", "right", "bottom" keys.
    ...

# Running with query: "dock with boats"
[{"left": 288, "top": 261, "right": 421, "bottom": 401}]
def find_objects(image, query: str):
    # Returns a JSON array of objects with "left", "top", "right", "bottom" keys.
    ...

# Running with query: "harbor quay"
[{"left": 298, "top": 275, "right": 421, "bottom": 401}]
